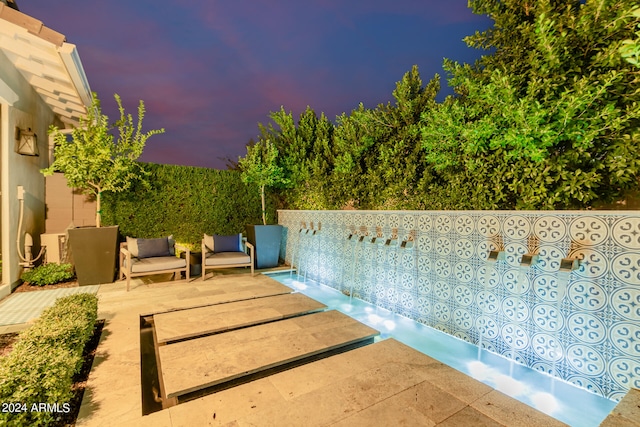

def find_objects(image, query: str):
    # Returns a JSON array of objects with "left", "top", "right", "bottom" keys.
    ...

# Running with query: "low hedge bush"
[
  {"left": 0, "top": 293, "right": 98, "bottom": 426},
  {"left": 21, "top": 263, "right": 75, "bottom": 287}
]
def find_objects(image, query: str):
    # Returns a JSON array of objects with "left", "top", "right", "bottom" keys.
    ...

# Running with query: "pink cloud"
[
  {"left": 315, "top": 0, "right": 485, "bottom": 25},
  {"left": 20, "top": 0, "right": 488, "bottom": 170}
]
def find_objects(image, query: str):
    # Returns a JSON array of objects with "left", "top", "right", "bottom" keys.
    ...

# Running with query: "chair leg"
[{"left": 126, "top": 275, "right": 130, "bottom": 292}]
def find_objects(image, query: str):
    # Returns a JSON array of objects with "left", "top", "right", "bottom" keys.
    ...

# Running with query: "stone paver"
[
  {"left": 159, "top": 310, "right": 379, "bottom": 398},
  {"left": 600, "top": 388, "right": 640, "bottom": 427},
  {"left": 154, "top": 292, "right": 326, "bottom": 343},
  {"left": 76, "top": 273, "right": 570, "bottom": 427},
  {"left": 162, "top": 339, "right": 566, "bottom": 427},
  {"left": 77, "top": 273, "right": 291, "bottom": 426}
]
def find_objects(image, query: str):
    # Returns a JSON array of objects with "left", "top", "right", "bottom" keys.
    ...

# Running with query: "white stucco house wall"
[{"left": 0, "top": 1, "right": 91, "bottom": 297}]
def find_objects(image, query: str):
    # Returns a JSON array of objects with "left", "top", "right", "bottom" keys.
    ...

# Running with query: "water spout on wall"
[
  {"left": 519, "top": 253, "right": 539, "bottom": 269},
  {"left": 290, "top": 222, "right": 306, "bottom": 278},
  {"left": 303, "top": 222, "right": 317, "bottom": 283},
  {"left": 385, "top": 228, "right": 399, "bottom": 247},
  {"left": 400, "top": 235, "right": 414, "bottom": 249},
  {"left": 349, "top": 226, "right": 368, "bottom": 304},
  {"left": 487, "top": 250, "right": 505, "bottom": 263},
  {"left": 549, "top": 257, "right": 579, "bottom": 394}
]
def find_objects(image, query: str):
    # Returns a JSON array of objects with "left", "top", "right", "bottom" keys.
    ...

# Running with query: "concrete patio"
[{"left": 74, "top": 273, "right": 575, "bottom": 426}]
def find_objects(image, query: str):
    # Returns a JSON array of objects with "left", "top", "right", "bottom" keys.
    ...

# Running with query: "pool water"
[{"left": 269, "top": 272, "right": 617, "bottom": 427}]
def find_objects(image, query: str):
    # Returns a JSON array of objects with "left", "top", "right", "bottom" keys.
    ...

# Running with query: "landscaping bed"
[
  {"left": 0, "top": 333, "right": 18, "bottom": 357},
  {"left": 12, "top": 279, "right": 80, "bottom": 293},
  {"left": 0, "top": 321, "right": 103, "bottom": 426},
  {"left": 15, "top": 263, "right": 76, "bottom": 292},
  {"left": 0, "top": 294, "right": 100, "bottom": 426}
]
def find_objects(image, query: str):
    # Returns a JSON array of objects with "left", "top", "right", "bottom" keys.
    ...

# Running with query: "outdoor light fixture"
[{"left": 15, "top": 127, "right": 38, "bottom": 156}]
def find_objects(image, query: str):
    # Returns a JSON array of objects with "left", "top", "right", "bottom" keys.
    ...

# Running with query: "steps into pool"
[
  {"left": 158, "top": 310, "right": 379, "bottom": 400},
  {"left": 153, "top": 292, "right": 327, "bottom": 344},
  {"left": 139, "top": 281, "right": 565, "bottom": 427},
  {"left": 144, "top": 292, "right": 379, "bottom": 410},
  {"left": 121, "top": 274, "right": 570, "bottom": 425}
]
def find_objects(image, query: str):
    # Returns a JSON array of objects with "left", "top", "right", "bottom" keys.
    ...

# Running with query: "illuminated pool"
[{"left": 269, "top": 272, "right": 617, "bottom": 427}]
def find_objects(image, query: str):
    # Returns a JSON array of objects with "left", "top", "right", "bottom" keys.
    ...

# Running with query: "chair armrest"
[
  {"left": 119, "top": 243, "right": 129, "bottom": 269},
  {"left": 119, "top": 247, "right": 131, "bottom": 275},
  {"left": 245, "top": 241, "right": 254, "bottom": 255},
  {"left": 174, "top": 243, "right": 190, "bottom": 257},
  {"left": 175, "top": 244, "right": 190, "bottom": 269}
]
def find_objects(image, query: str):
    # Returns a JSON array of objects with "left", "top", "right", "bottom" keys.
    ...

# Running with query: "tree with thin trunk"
[
  {"left": 239, "top": 138, "right": 289, "bottom": 225},
  {"left": 41, "top": 92, "right": 164, "bottom": 227}
]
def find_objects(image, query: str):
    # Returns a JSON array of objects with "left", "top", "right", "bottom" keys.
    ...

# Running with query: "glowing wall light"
[{"left": 15, "top": 127, "right": 39, "bottom": 156}]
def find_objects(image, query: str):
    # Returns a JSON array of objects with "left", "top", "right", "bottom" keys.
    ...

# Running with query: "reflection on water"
[{"left": 273, "top": 273, "right": 617, "bottom": 427}]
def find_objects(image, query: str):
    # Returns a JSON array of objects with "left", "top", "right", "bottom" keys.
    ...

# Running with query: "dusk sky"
[{"left": 22, "top": 1, "right": 492, "bottom": 169}]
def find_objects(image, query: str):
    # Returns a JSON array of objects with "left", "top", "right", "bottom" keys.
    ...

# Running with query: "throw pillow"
[
  {"left": 137, "top": 237, "right": 171, "bottom": 258},
  {"left": 168, "top": 234, "right": 176, "bottom": 255},
  {"left": 204, "top": 234, "right": 214, "bottom": 252},
  {"left": 126, "top": 236, "right": 140, "bottom": 257},
  {"left": 212, "top": 234, "right": 242, "bottom": 253}
]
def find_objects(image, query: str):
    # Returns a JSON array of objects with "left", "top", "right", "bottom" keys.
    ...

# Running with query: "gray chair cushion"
[
  {"left": 213, "top": 234, "right": 242, "bottom": 253},
  {"left": 130, "top": 256, "right": 186, "bottom": 273},
  {"left": 203, "top": 234, "right": 214, "bottom": 252},
  {"left": 137, "top": 237, "right": 171, "bottom": 258},
  {"left": 204, "top": 251, "right": 250, "bottom": 266},
  {"left": 126, "top": 235, "right": 176, "bottom": 257},
  {"left": 204, "top": 233, "right": 244, "bottom": 253},
  {"left": 126, "top": 236, "right": 140, "bottom": 257}
]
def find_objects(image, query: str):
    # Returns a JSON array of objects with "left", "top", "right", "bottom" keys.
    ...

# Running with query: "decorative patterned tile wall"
[{"left": 278, "top": 210, "right": 640, "bottom": 401}]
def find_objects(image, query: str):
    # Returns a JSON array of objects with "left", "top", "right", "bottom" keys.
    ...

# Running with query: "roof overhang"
[{"left": 0, "top": 3, "right": 91, "bottom": 127}]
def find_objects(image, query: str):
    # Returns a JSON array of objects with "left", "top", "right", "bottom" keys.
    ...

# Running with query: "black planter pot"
[
  {"left": 68, "top": 225, "right": 119, "bottom": 286},
  {"left": 181, "top": 252, "right": 202, "bottom": 277},
  {"left": 245, "top": 224, "right": 283, "bottom": 269}
]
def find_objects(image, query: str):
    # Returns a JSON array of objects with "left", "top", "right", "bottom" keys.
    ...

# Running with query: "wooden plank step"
[
  {"left": 158, "top": 310, "right": 379, "bottom": 399},
  {"left": 153, "top": 293, "right": 327, "bottom": 344}
]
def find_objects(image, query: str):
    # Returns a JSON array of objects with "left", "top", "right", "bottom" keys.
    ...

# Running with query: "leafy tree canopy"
[
  {"left": 239, "top": 136, "right": 290, "bottom": 224},
  {"left": 422, "top": 0, "right": 640, "bottom": 209},
  {"left": 42, "top": 93, "right": 164, "bottom": 226},
  {"left": 239, "top": 0, "right": 640, "bottom": 211}
]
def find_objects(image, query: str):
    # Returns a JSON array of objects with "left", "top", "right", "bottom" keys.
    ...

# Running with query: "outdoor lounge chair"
[
  {"left": 120, "top": 236, "right": 190, "bottom": 291},
  {"left": 201, "top": 233, "right": 254, "bottom": 280}
]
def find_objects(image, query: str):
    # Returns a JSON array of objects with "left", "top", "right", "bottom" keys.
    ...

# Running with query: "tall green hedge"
[{"left": 101, "top": 163, "right": 279, "bottom": 245}]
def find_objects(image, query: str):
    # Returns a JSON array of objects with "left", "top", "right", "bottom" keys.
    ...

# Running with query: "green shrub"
[
  {"left": 101, "top": 163, "right": 277, "bottom": 242},
  {"left": 0, "top": 293, "right": 98, "bottom": 426},
  {"left": 24, "top": 294, "right": 98, "bottom": 369},
  {"left": 21, "top": 263, "right": 74, "bottom": 287}
]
